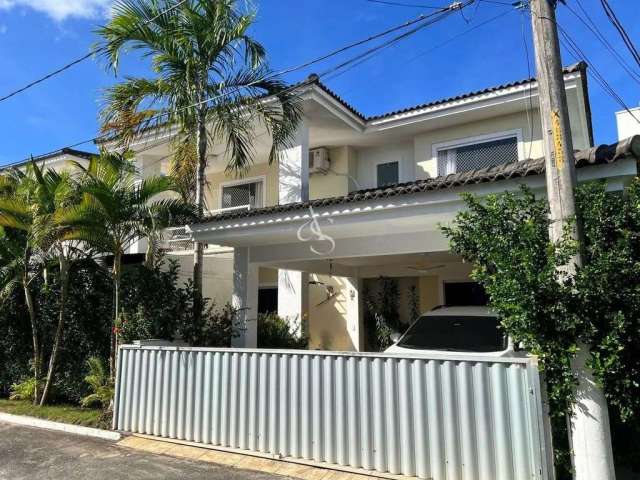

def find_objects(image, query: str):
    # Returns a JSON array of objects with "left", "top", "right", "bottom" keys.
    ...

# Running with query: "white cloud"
[{"left": 0, "top": 0, "right": 112, "bottom": 21}]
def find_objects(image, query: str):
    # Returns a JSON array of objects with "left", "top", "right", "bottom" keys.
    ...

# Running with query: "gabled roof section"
[
  {"left": 309, "top": 61, "right": 587, "bottom": 123},
  {"left": 195, "top": 135, "right": 640, "bottom": 224},
  {"left": 2, "top": 148, "right": 96, "bottom": 170}
]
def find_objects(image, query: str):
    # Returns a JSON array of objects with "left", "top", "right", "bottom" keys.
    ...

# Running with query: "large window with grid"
[
  {"left": 437, "top": 135, "right": 519, "bottom": 176},
  {"left": 221, "top": 180, "right": 264, "bottom": 210}
]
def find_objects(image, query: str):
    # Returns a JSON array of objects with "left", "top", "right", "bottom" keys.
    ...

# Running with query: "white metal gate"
[{"left": 114, "top": 346, "right": 552, "bottom": 480}]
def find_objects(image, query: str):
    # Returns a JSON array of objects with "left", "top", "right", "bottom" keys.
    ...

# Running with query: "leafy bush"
[
  {"left": 178, "top": 286, "right": 238, "bottom": 347},
  {"left": 363, "top": 277, "right": 404, "bottom": 352},
  {"left": 9, "top": 377, "right": 38, "bottom": 402},
  {"left": 257, "top": 312, "right": 308, "bottom": 349},
  {"left": 442, "top": 182, "right": 640, "bottom": 475},
  {"left": 81, "top": 357, "right": 114, "bottom": 410},
  {"left": 119, "top": 256, "right": 186, "bottom": 342}
]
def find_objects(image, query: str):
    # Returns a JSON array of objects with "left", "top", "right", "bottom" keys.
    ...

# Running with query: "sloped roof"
[
  {"left": 311, "top": 62, "right": 587, "bottom": 122},
  {"left": 3, "top": 148, "right": 96, "bottom": 170},
  {"left": 196, "top": 135, "right": 640, "bottom": 225}
]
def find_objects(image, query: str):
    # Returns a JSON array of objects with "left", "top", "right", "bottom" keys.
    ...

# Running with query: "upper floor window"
[
  {"left": 221, "top": 179, "right": 264, "bottom": 210},
  {"left": 436, "top": 132, "right": 521, "bottom": 176},
  {"left": 377, "top": 161, "right": 399, "bottom": 187}
]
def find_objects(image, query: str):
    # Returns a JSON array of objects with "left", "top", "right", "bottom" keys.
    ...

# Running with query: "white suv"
[{"left": 385, "top": 305, "right": 516, "bottom": 357}]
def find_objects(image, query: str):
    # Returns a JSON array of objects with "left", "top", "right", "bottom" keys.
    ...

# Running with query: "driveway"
[{"left": 0, "top": 422, "right": 289, "bottom": 480}]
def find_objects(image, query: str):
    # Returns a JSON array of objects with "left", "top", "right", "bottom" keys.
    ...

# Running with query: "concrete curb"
[{"left": 0, "top": 412, "right": 121, "bottom": 441}]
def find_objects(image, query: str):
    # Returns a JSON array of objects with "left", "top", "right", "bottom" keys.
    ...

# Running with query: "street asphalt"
[{"left": 0, "top": 421, "right": 289, "bottom": 480}]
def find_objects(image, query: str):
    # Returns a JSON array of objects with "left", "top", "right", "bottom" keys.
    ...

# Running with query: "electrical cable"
[
  {"left": 556, "top": 23, "right": 640, "bottom": 125},
  {"left": 0, "top": 0, "right": 188, "bottom": 104},
  {"left": 3, "top": 0, "right": 472, "bottom": 168},
  {"left": 598, "top": 0, "right": 640, "bottom": 69},
  {"left": 519, "top": 5, "right": 535, "bottom": 159},
  {"left": 365, "top": 0, "right": 447, "bottom": 9},
  {"left": 562, "top": 0, "right": 640, "bottom": 86}
]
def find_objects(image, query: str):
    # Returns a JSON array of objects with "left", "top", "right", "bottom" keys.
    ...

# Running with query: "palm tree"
[
  {"left": 0, "top": 167, "right": 44, "bottom": 404},
  {"left": 97, "top": 0, "right": 303, "bottom": 324},
  {"left": 61, "top": 151, "right": 191, "bottom": 376},
  {"left": 0, "top": 163, "right": 89, "bottom": 405}
]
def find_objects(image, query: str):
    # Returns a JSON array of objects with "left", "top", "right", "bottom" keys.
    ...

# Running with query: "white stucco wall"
[{"left": 355, "top": 142, "right": 415, "bottom": 190}]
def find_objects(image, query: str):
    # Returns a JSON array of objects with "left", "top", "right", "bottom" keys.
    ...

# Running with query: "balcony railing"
[{"left": 160, "top": 205, "right": 252, "bottom": 252}]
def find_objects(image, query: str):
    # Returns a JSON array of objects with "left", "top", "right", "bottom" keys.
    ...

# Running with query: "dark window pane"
[
  {"left": 398, "top": 315, "right": 506, "bottom": 352},
  {"left": 444, "top": 282, "right": 488, "bottom": 306},
  {"left": 377, "top": 162, "right": 399, "bottom": 187},
  {"left": 258, "top": 288, "right": 278, "bottom": 315}
]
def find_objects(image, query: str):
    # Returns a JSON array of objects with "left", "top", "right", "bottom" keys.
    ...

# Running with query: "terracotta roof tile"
[{"left": 196, "top": 135, "right": 640, "bottom": 225}]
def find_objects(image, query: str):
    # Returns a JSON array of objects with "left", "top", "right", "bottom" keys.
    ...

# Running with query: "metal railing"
[
  {"left": 114, "top": 345, "right": 552, "bottom": 479},
  {"left": 160, "top": 205, "right": 252, "bottom": 252}
]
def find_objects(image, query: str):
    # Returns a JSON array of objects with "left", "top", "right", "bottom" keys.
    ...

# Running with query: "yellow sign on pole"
[{"left": 551, "top": 110, "right": 565, "bottom": 169}]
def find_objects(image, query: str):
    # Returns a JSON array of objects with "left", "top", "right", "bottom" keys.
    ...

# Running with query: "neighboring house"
[
  {"left": 616, "top": 106, "right": 640, "bottom": 140},
  {"left": 2, "top": 147, "right": 94, "bottom": 173}
]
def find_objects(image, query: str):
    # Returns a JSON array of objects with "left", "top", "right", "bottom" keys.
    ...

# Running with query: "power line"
[
  {"left": 365, "top": 0, "right": 447, "bottom": 9},
  {"left": 3, "top": 1, "right": 472, "bottom": 168},
  {"left": 556, "top": 23, "right": 640, "bottom": 125},
  {"left": 519, "top": 5, "right": 535, "bottom": 159},
  {"left": 0, "top": 0, "right": 188, "bottom": 105},
  {"left": 325, "top": 6, "right": 515, "bottom": 87},
  {"left": 598, "top": 0, "right": 640, "bottom": 69},
  {"left": 562, "top": 0, "right": 640, "bottom": 87}
]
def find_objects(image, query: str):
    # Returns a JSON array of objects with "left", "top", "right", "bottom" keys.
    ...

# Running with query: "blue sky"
[{"left": 0, "top": 0, "right": 638, "bottom": 166}]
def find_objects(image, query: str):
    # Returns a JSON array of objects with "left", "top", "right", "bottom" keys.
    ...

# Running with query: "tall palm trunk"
[
  {"left": 110, "top": 252, "right": 122, "bottom": 379},
  {"left": 22, "top": 246, "right": 40, "bottom": 405},
  {"left": 39, "top": 253, "right": 70, "bottom": 405},
  {"left": 192, "top": 108, "right": 207, "bottom": 326}
]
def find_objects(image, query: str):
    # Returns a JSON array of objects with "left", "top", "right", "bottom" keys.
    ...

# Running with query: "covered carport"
[{"left": 188, "top": 150, "right": 637, "bottom": 349}]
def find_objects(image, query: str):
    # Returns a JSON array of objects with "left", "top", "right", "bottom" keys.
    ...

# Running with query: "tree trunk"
[
  {"left": 192, "top": 109, "right": 208, "bottom": 326},
  {"left": 23, "top": 272, "right": 40, "bottom": 406},
  {"left": 144, "top": 236, "right": 155, "bottom": 269},
  {"left": 21, "top": 245, "right": 40, "bottom": 405},
  {"left": 39, "top": 253, "right": 70, "bottom": 406},
  {"left": 110, "top": 252, "right": 122, "bottom": 379}
]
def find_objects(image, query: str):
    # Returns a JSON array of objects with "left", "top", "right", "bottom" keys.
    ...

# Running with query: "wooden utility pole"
[{"left": 529, "top": 0, "right": 616, "bottom": 478}]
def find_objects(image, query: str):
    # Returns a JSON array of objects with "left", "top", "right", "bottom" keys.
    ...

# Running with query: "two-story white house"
[{"left": 105, "top": 61, "right": 638, "bottom": 351}]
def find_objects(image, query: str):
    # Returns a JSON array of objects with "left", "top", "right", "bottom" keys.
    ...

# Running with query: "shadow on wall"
[{"left": 308, "top": 275, "right": 356, "bottom": 351}]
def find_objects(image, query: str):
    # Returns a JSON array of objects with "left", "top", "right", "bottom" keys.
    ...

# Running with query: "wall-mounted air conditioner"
[{"left": 309, "top": 147, "right": 330, "bottom": 174}]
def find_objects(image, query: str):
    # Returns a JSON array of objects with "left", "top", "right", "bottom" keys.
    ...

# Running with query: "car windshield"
[{"left": 397, "top": 314, "right": 506, "bottom": 352}]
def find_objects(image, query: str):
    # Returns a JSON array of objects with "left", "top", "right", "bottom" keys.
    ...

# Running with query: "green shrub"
[
  {"left": 441, "top": 182, "right": 640, "bottom": 475},
  {"left": 9, "top": 377, "right": 38, "bottom": 402},
  {"left": 81, "top": 357, "right": 114, "bottom": 410},
  {"left": 257, "top": 312, "right": 308, "bottom": 349}
]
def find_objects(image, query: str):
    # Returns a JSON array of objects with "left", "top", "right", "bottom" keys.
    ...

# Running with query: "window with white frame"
[
  {"left": 436, "top": 134, "right": 519, "bottom": 176},
  {"left": 221, "top": 179, "right": 264, "bottom": 210},
  {"left": 376, "top": 161, "right": 399, "bottom": 187}
]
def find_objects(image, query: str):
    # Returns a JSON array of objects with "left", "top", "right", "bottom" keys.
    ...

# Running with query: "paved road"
[{"left": 0, "top": 422, "right": 288, "bottom": 480}]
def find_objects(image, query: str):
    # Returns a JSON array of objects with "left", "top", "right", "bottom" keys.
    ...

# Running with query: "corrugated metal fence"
[{"left": 114, "top": 346, "right": 552, "bottom": 480}]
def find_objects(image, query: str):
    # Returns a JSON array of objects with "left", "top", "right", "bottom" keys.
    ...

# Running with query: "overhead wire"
[
  {"left": 598, "top": 0, "right": 640, "bottom": 69},
  {"left": 0, "top": 0, "right": 188, "bottom": 104},
  {"left": 556, "top": 22, "right": 640, "bottom": 125},
  {"left": 519, "top": 4, "right": 535, "bottom": 159},
  {"left": 562, "top": 0, "right": 640, "bottom": 87},
  {"left": 3, "top": 0, "right": 472, "bottom": 168}
]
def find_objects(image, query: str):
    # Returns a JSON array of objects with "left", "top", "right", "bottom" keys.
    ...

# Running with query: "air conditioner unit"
[{"left": 309, "top": 147, "right": 330, "bottom": 174}]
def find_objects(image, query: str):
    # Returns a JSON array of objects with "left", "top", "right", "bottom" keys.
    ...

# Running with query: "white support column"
[
  {"left": 278, "top": 122, "right": 309, "bottom": 204},
  {"left": 277, "top": 122, "right": 310, "bottom": 335},
  {"left": 232, "top": 247, "right": 259, "bottom": 348},
  {"left": 278, "top": 270, "right": 309, "bottom": 338},
  {"left": 344, "top": 277, "right": 364, "bottom": 351}
]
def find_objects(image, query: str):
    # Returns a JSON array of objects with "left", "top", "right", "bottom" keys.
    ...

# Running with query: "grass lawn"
[{"left": 0, "top": 398, "right": 108, "bottom": 429}]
